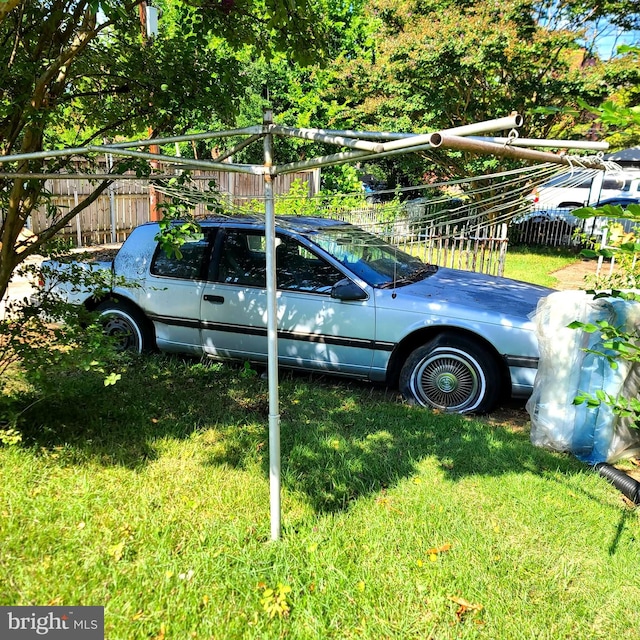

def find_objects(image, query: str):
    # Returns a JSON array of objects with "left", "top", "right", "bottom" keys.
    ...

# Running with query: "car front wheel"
[
  {"left": 399, "top": 334, "right": 500, "bottom": 414},
  {"left": 95, "top": 300, "right": 152, "bottom": 353}
]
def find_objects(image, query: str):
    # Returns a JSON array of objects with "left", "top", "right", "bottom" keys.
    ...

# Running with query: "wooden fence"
[{"left": 29, "top": 170, "right": 320, "bottom": 247}]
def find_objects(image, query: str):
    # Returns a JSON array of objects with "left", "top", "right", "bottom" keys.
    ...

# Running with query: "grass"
[
  {"left": 503, "top": 246, "right": 581, "bottom": 287},
  {"left": 406, "top": 242, "right": 582, "bottom": 287},
  {"left": 1, "top": 354, "right": 639, "bottom": 639},
  {"left": 1, "top": 248, "right": 636, "bottom": 638}
]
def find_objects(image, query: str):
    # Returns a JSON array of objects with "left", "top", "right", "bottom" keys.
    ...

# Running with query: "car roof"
[
  {"left": 142, "top": 215, "right": 352, "bottom": 234},
  {"left": 597, "top": 196, "right": 640, "bottom": 205}
]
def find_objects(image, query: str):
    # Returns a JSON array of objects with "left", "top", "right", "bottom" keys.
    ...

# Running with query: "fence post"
[
  {"left": 74, "top": 188, "right": 82, "bottom": 247},
  {"left": 497, "top": 223, "right": 508, "bottom": 277}
]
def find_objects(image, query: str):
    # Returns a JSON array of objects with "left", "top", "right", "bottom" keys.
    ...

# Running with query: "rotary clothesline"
[{"left": 150, "top": 162, "right": 595, "bottom": 239}]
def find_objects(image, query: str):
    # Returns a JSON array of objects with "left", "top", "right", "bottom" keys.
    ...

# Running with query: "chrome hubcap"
[
  {"left": 413, "top": 351, "right": 481, "bottom": 411},
  {"left": 435, "top": 372, "right": 458, "bottom": 393}
]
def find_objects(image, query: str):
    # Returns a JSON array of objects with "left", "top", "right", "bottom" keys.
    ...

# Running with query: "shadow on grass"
[
  {"left": 10, "top": 355, "right": 246, "bottom": 467},
  {"left": 10, "top": 355, "right": 586, "bottom": 513},
  {"left": 273, "top": 388, "right": 585, "bottom": 512}
]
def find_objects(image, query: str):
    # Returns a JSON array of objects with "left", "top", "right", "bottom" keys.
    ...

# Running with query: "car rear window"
[{"left": 150, "top": 234, "right": 210, "bottom": 280}]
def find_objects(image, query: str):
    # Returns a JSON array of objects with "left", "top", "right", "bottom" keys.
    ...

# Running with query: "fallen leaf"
[
  {"left": 426, "top": 543, "right": 451, "bottom": 555},
  {"left": 153, "top": 622, "right": 166, "bottom": 640},
  {"left": 109, "top": 541, "right": 126, "bottom": 562},
  {"left": 448, "top": 595, "right": 483, "bottom": 622}
]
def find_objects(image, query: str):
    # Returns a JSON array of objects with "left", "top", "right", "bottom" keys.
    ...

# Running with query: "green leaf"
[
  {"left": 618, "top": 241, "right": 640, "bottom": 253},
  {"left": 572, "top": 207, "right": 597, "bottom": 219},
  {"left": 104, "top": 373, "right": 122, "bottom": 386},
  {"left": 567, "top": 321, "right": 598, "bottom": 332}
]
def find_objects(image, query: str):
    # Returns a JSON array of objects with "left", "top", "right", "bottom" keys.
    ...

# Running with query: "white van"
[{"left": 531, "top": 169, "right": 640, "bottom": 209}]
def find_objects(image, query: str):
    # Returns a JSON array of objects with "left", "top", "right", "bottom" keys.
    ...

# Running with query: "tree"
[
  {"left": 585, "top": 45, "right": 640, "bottom": 148},
  {"left": 308, "top": 0, "right": 636, "bottom": 186},
  {"left": 0, "top": 0, "right": 330, "bottom": 302}
]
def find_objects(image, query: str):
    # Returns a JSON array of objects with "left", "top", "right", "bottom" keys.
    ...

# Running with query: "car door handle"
[{"left": 204, "top": 294, "right": 225, "bottom": 304}]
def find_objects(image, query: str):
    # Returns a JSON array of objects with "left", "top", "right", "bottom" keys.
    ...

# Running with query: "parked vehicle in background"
[
  {"left": 593, "top": 195, "right": 640, "bottom": 209},
  {"left": 530, "top": 169, "right": 640, "bottom": 209},
  {"left": 36, "top": 216, "right": 552, "bottom": 414},
  {"left": 513, "top": 187, "right": 640, "bottom": 247}
]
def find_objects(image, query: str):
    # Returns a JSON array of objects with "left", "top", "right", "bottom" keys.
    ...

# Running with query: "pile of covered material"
[{"left": 526, "top": 290, "right": 640, "bottom": 463}]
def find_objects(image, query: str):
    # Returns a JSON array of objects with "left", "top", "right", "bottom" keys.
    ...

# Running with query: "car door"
[
  {"left": 200, "top": 228, "right": 377, "bottom": 376},
  {"left": 141, "top": 229, "right": 216, "bottom": 355}
]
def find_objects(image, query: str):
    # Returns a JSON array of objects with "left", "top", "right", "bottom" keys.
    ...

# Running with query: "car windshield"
[{"left": 308, "top": 225, "right": 437, "bottom": 287}]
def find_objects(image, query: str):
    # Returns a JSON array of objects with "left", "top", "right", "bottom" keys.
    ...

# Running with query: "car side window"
[
  {"left": 276, "top": 237, "right": 344, "bottom": 293},
  {"left": 603, "top": 177, "right": 628, "bottom": 190},
  {"left": 216, "top": 231, "right": 267, "bottom": 286},
  {"left": 215, "top": 231, "right": 344, "bottom": 293},
  {"left": 150, "top": 232, "right": 211, "bottom": 280}
]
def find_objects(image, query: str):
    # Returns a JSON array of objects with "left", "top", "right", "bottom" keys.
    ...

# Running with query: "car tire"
[
  {"left": 95, "top": 299, "right": 153, "bottom": 354},
  {"left": 399, "top": 334, "right": 501, "bottom": 414}
]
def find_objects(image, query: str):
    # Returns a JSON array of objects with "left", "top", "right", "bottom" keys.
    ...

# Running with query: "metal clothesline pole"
[
  {"left": 84, "top": 145, "right": 266, "bottom": 175},
  {"left": 0, "top": 113, "right": 611, "bottom": 179},
  {"left": 262, "top": 109, "right": 282, "bottom": 542},
  {"left": 429, "top": 133, "right": 612, "bottom": 170},
  {"left": 469, "top": 137, "right": 609, "bottom": 151},
  {"left": 272, "top": 115, "right": 526, "bottom": 175}
]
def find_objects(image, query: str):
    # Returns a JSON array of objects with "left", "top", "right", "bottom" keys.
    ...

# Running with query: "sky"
[{"left": 595, "top": 28, "right": 640, "bottom": 59}]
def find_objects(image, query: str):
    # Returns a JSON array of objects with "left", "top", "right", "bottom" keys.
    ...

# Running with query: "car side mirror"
[{"left": 331, "top": 278, "right": 368, "bottom": 301}]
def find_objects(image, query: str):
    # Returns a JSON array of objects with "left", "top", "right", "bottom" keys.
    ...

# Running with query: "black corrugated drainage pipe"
[{"left": 594, "top": 463, "right": 640, "bottom": 504}]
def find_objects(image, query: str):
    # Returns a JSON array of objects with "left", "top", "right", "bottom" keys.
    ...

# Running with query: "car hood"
[{"left": 397, "top": 267, "right": 553, "bottom": 320}]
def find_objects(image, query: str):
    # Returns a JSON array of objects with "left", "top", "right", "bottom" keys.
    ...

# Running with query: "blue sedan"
[{"left": 47, "top": 216, "right": 552, "bottom": 414}]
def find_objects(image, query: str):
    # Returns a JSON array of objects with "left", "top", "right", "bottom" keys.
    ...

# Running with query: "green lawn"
[
  {"left": 503, "top": 246, "right": 581, "bottom": 287},
  {"left": 1, "top": 355, "right": 638, "bottom": 639}
]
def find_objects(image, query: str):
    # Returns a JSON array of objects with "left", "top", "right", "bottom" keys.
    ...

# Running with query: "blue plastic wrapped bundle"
[{"left": 527, "top": 290, "right": 640, "bottom": 463}]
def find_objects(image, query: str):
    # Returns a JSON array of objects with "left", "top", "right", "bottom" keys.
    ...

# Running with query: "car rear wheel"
[
  {"left": 95, "top": 300, "right": 152, "bottom": 353},
  {"left": 399, "top": 334, "right": 501, "bottom": 414}
]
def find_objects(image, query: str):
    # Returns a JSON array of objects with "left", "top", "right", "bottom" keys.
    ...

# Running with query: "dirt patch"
[
  {"left": 550, "top": 259, "right": 600, "bottom": 290},
  {"left": 481, "top": 400, "right": 531, "bottom": 433}
]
